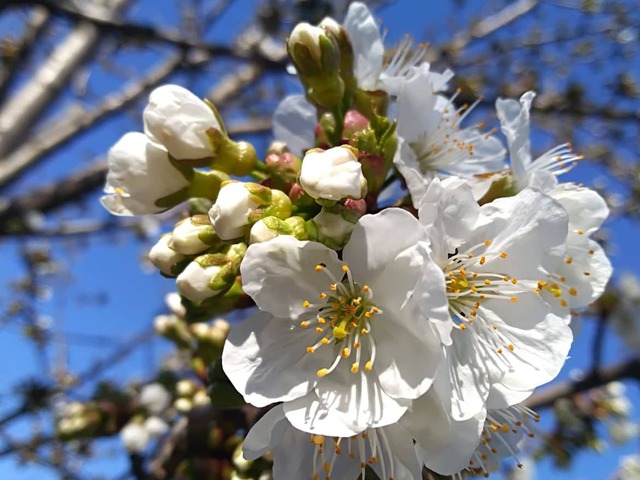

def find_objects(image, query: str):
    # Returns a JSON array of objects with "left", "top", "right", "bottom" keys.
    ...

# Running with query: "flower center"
[
  {"left": 443, "top": 239, "right": 537, "bottom": 355},
  {"left": 309, "top": 429, "right": 396, "bottom": 480},
  {"left": 301, "top": 264, "right": 382, "bottom": 377}
]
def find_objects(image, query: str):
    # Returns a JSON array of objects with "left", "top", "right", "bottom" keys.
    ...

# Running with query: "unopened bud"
[
  {"left": 209, "top": 182, "right": 291, "bottom": 240},
  {"left": 149, "top": 235, "right": 187, "bottom": 276},
  {"left": 265, "top": 146, "right": 302, "bottom": 190},
  {"left": 308, "top": 208, "right": 357, "bottom": 250},
  {"left": 176, "top": 253, "right": 237, "bottom": 303},
  {"left": 287, "top": 23, "right": 344, "bottom": 109},
  {"left": 143, "top": 85, "right": 222, "bottom": 161},
  {"left": 171, "top": 215, "right": 221, "bottom": 255},
  {"left": 300, "top": 146, "right": 366, "bottom": 201}
]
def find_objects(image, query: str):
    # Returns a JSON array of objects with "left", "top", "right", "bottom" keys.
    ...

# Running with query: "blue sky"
[{"left": 0, "top": 0, "right": 638, "bottom": 478}]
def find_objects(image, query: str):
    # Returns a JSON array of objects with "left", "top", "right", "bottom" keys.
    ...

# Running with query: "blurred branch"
[
  {"left": 0, "top": 0, "right": 131, "bottom": 158},
  {"left": 430, "top": 0, "right": 539, "bottom": 60},
  {"left": 0, "top": 6, "right": 51, "bottom": 105},
  {"left": 525, "top": 357, "right": 640, "bottom": 411},
  {"left": 0, "top": 53, "right": 183, "bottom": 191},
  {"left": 1, "top": 0, "right": 288, "bottom": 68}
]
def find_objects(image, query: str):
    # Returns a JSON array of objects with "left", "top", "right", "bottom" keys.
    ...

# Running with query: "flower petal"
[
  {"left": 406, "top": 389, "right": 485, "bottom": 476},
  {"left": 496, "top": 91, "right": 535, "bottom": 184},
  {"left": 472, "top": 188, "right": 568, "bottom": 278},
  {"left": 342, "top": 208, "right": 427, "bottom": 284},
  {"left": 222, "top": 311, "right": 334, "bottom": 407},
  {"left": 241, "top": 236, "right": 342, "bottom": 319},
  {"left": 242, "top": 405, "right": 288, "bottom": 459},
  {"left": 273, "top": 95, "right": 316, "bottom": 156},
  {"left": 343, "top": 2, "right": 384, "bottom": 90}
]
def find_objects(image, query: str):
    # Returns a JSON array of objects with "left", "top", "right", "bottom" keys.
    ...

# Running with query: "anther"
[{"left": 317, "top": 369, "right": 329, "bottom": 377}]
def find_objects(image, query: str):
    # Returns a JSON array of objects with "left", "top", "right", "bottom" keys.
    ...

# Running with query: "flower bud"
[
  {"left": 148, "top": 235, "right": 186, "bottom": 276},
  {"left": 100, "top": 132, "right": 190, "bottom": 216},
  {"left": 300, "top": 145, "right": 367, "bottom": 201},
  {"left": 320, "top": 16, "right": 356, "bottom": 103},
  {"left": 143, "top": 84, "right": 222, "bottom": 161},
  {"left": 165, "top": 292, "right": 186, "bottom": 318},
  {"left": 120, "top": 422, "right": 149, "bottom": 453},
  {"left": 287, "top": 23, "right": 345, "bottom": 109},
  {"left": 153, "top": 314, "right": 193, "bottom": 348},
  {"left": 249, "top": 216, "right": 308, "bottom": 244},
  {"left": 265, "top": 143, "right": 302, "bottom": 190},
  {"left": 308, "top": 207, "right": 357, "bottom": 250},
  {"left": 176, "top": 253, "right": 237, "bottom": 302},
  {"left": 171, "top": 215, "right": 221, "bottom": 255},
  {"left": 174, "top": 397, "right": 193, "bottom": 413},
  {"left": 208, "top": 182, "right": 292, "bottom": 241},
  {"left": 177, "top": 379, "right": 198, "bottom": 398},
  {"left": 343, "top": 109, "right": 369, "bottom": 140},
  {"left": 144, "top": 416, "right": 169, "bottom": 438},
  {"left": 139, "top": 383, "right": 171, "bottom": 414}
]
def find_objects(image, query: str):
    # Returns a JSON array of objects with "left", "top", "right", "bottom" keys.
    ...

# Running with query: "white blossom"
[
  {"left": 300, "top": 146, "right": 366, "bottom": 201},
  {"left": 393, "top": 68, "right": 506, "bottom": 206},
  {"left": 419, "top": 178, "right": 573, "bottom": 420},
  {"left": 100, "top": 132, "right": 190, "bottom": 216},
  {"left": 223, "top": 209, "right": 447, "bottom": 435},
  {"left": 143, "top": 84, "right": 220, "bottom": 160}
]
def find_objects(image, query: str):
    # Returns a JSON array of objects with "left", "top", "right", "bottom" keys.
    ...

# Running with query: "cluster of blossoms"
[{"left": 102, "top": 3, "right": 613, "bottom": 479}]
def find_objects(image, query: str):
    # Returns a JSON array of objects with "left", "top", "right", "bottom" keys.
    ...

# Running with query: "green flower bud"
[{"left": 287, "top": 23, "right": 345, "bottom": 110}]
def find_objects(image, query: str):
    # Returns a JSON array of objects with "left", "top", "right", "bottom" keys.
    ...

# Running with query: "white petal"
[
  {"left": 273, "top": 95, "right": 316, "bottom": 156},
  {"left": 486, "top": 384, "right": 533, "bottom": 410},
  {"left": 434, "top": 334, "right": 491, "bottom": 420},
  {"left": 393, "top": 138, "right": 434, "bottom": 208},
  {"left": 406, "top": 389, "right": 485, "bottom": 475},
  {"left": 480, "top": 294, "right": 573, "bottom": 396},
  {"left": 472, "top": 188, "right": 568, "bottom": 278},
  {"left": 496, "top": 91, "right": 535, "bottom": 184},
  {"left": 373, "top": 306, "right": 442, "bottom": 399},
  {"left": 375, "top": 423, "right": 423, "bottom": 480},
  {"left": 283, "top": 390, "right": 363, "bottom": 437},
  {"left": 343, "top": 2, "right": 384, "bottom": 90},
  {"left": 240, "top": 236, "right": 342, "bottom": 319},
  {"left": 222, "top": 312, "right": 334, "bottom": 407},
  {"left": 314, "top": 362, "right": 410, "bottom": 433},
  {"left": 242, "top": 405, "right": 288, "bottom": 459},
  {"left": 342, "top": 208, "right": 427, "bottom": 284},
  {"left": 548, "top": 183, "right": 609, "bottom": 235}
]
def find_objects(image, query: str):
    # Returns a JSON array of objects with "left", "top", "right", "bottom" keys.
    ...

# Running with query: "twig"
[{"left": 525, "top": 357, "right": 640, "bottom": 411}]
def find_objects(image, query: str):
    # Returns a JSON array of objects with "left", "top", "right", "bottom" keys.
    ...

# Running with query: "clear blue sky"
[{"left": 0, "top": 0, "right": 637, "bottom": 478}]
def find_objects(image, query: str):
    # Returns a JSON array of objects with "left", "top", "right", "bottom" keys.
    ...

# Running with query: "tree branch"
[
  {"left": 525, "top": 357, "right": 640, "bottom": 411},
  {"left": 0, "top": 0, "right": 131, "bottom": 158}
]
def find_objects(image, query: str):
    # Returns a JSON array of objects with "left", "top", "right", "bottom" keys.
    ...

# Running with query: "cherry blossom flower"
[
  {"left": 100, "top": 132, "right": 190, "bottom": 216},
  {"left": 419, "top": 178, "right": 573, "bottom": 420},
  {"left": 223, "top": 208, "right": 446, "bottom": 435},
  {"left": 394, "top": 68, "right": 506, "bottom": 206},
  {"left": 495, "top": 92, "right": 612, "bottom": 314}
]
